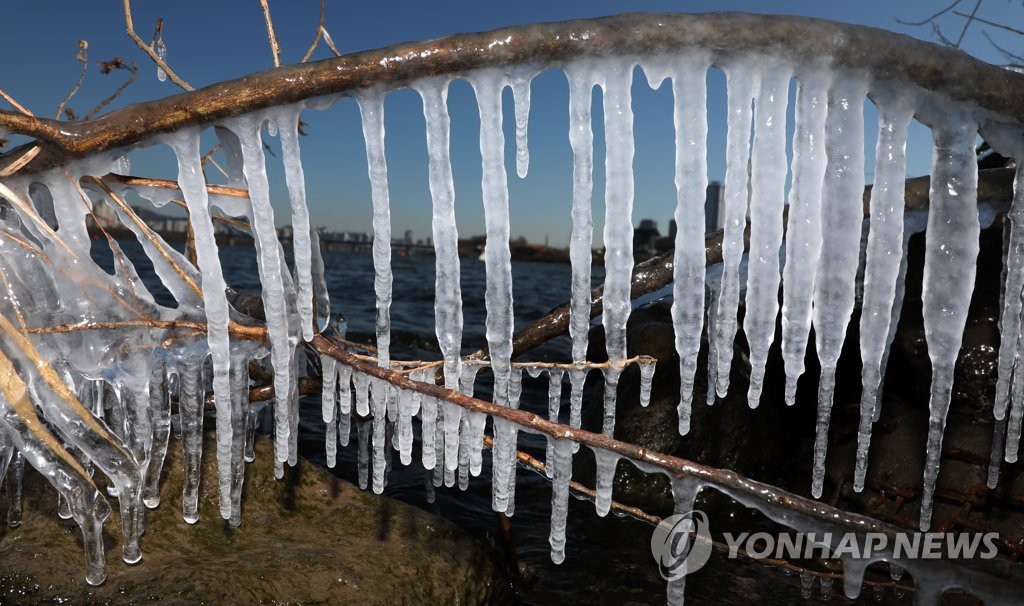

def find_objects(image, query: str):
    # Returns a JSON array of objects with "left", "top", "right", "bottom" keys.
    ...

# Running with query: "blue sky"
[{"left": 2, "top": 1, "right": 1021, "bottom": 246}]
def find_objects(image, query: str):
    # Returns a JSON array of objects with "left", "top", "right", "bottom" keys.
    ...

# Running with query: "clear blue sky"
[{"left": 2, "top": 1, "right": 1021, "bottom": 246}]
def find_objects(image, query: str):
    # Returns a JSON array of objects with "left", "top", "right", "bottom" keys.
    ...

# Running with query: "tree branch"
[{"left": 2, "top": 13, "right": 1023, "bottom": 176}]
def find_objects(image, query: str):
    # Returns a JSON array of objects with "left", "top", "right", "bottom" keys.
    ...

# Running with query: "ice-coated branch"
[{"left": 3, "top": 13, "right": 1024, "bottom": 175}]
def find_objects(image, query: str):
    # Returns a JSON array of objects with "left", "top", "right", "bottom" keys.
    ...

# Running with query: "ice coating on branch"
[
  {"left": 781, "top": 68, "right": 830, "bottom": 406},
  {"left": 414, "top": 79, "right": 464, "bottom": 390},
  {"left": 743, "top": 63, "right": 791, "bottom": 409},
  {"left": 714, "top": 62, "right": 756, "bottom": 397},
  {"left": 510, "top": 70, "right": 533, "bottom": 178},
  {"left": 564, "top": 62, "right": 596, "bottom": 369},
  {"left": 272, "top": 105, "right": 317, "bottom": 341},
  {"left": 167, "top": 129, "right": 238, "bottom": 511},
  {"left": 919, "top": 117, "right": 979, "bottom": 530},
  {"left": 853, "top": 89, "right": 915, "bottom": 492},
  {"left": 356, "top": 91, "right": 394, "bottom": 369},
  {"left": 810, "top": 75, "right": 868, "bottom": 499}
]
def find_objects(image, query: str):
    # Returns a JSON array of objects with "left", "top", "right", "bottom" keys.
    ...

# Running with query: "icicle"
[
  {"left": 457, "top": 414, "right": 471, "bottom": 491},
  {"left": 356, "top": 91, "right": 394, "bottom": 369},
  {"left": 545, "top": 369, "right": 565, "bottom": 478},
  {"left": 743, "top": 63, "right": 791, "bottom": 408},
  {"left": 638, "top": 357, "right": 656, "bottom": 408},
  {"left": 705, "top": 284, "right": 720, "bottom": 406},
  {"left": 568, "top": 367, "right": 587, "bottom": 431},
  {"left": 442, "top": 400, "right": 462, "bottom": 472},
  {"left": 820, "top": 576, "right": 834, "bottom": 599},
  {"left": 273, "top": 106, "right": 317, "bottom": 341},
  {"left": 309, "top": 227, "right": 331, "bottom": 333},
  {"left": 548, "top": 438, "right": 573, "bottom": 564},
  {"left": 397, "top": 385, "right": 414, "bottom": 466},
  {"left": 853, "top": 89, "right": 915, "bottom": 492},
  {"left": 459, "top": 363, "right": 481, "bottom": 396},
  {"left": 468, "top": 70, "right": 514, "bottom": 406},
  {"left": 781, "top": 68, "right": 831, "bottom": 405},
  {"left": 321, "top": 353, "right": 337, "bottom": 424},
  {"left": 564, "top": 62, "right": 596, "bottom": 396},
  {"left": 510, "top": 70, "right": 533, "bottom": 178},
  {"left": 178, "top": 354, "right": 204, "bottom": 524},
  {"left": 663, "top": 477, "right": 703, "bottom": 606},
  {"left": 143, "top": 354, "right": 171, "bottom": 508},
  {"left": 889, "top": 562, "right": 904, "bottom": 581},
  {"left": 227, "top": 350, "right": 249, "bottom": 527},
  {"left": 466, "top": 410, "right": 486, "bottom": 477},
  {"left": 154, "top": 33, "right": 167, "bottom": 82},
  {"left": 810, "top": 76, "right": 868, "bottom": 499},
  {"left": 167, "top": 129, "right": 236, "bottom": 487},
  {"left": 421, "top": 395, "right": 438, "bottom": 470},
  {"left": 491, "top": 418, "right": 516, "bottom": 513},
  {"left": 919, "top": 117, "right": 980, "bottom": 530},
  {"left": 593, "top": 447, "right": 619, "bottom": 516},
  {"left": 995, "top": 160, "right": 1024, "bottom": 422},
  {"left": 353, "top": 370, "right": 370, "bottom": 416},
  {"left": 800, "top": 572, "right": 815, "bottom": 599},
  {"left": 370, "top": 379, "right": 388, "bottom": 493},
  {"left": 602, "top": 367, "right": 621, "bottom": 437},
  {"left": 338, "top": 364, "right": 352, "bottom": 447},
  {"left": 414, "top": 78, "right": 464, "bottom": 390},
  {"left": 6, "top": 449, "right": 24, "bottom": 527},
  {"left": 599, "top": 58, "right": 635, "bottom": 387},
  {"left": 714, "top": 62, "right": 756, "bottom": 397},
  {"left": 668, "top": 59, "right": 708, "bottom": 433},
  {"left": 357, "top": 419, "right": 370, "bottom": 490},
  {"left": 842, "top": 557, "right": 869, "bottom": 599},
  {"left": 988, "top": 414, "right": 1007, "bottom": 489}
]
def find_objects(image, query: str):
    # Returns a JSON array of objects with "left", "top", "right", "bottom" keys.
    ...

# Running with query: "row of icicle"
[{"left": 0, "top": 48, "right": 1020, "bottom": 605}]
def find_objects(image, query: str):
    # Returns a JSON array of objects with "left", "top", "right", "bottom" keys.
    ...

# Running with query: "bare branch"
[
  {"left": 85, "top": 58, "right": 138, "bottom": 121},
  {"left": 122, "top": 0, "right": 193, "bottom": 91},
  {"left": 953, "top": 0, "right": 982, "bottom": 47},
  {"left": 955, "top": 10, "right": 1024, "bottom": 36},
  {"left": 0, "top": 88, "right": 33, "bottom": 117},
  {"left": 55, "top": 40, "right": 89, "bottom": 121},
  {"left": 896, "top": 0, "right": 967, "bottom": 26},
  {"left": 4, "top": 14, "right": 1024, "bottom": 175},
  {"left": 301, "top": 0, "right": 327, "bottom": 63},
  {"left": 258, "top": 0, "right": 282, "bottom": 67}
]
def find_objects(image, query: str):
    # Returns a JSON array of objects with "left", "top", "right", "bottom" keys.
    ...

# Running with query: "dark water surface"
[{"left": 91, "top": 240, "right": 862, "bottom": 605}]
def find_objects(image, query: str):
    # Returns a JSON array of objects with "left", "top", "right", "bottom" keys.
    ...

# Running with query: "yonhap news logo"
[
  {"left": 650, "top": 510, "right": 713, "bottom": 580},
  {"left": 651, "top": 510, "right": 1001, "bottom": 579}
]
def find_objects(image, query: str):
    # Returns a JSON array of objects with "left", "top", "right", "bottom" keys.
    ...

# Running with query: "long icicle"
[
  {"left": 743, "top": 63, "right": 791, "bottom": 409},
  {"left": 853, "top": 89, "right": 915, "bottom": 492},
  {"left": 919, "top": 117, "right": 980, "bottom": 530},
  {"left": 810, "top": 75, "right": 868, "bottom": 499},
  {"left": 780, "top": 67, "right": 831, "bottom": 406},
  {"left": 668, "top": 58, "right": 708, "bottom": 434},
  {"left": 415, "top": 78, "right": 464, "bottom": 391},
  {"left": 714, "top": 62, "right": 756, "bottom": 397}
]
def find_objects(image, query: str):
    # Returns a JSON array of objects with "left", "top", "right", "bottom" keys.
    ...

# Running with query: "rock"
[{"left": 0, "top": 432, "right": 511, "bottom": 604}]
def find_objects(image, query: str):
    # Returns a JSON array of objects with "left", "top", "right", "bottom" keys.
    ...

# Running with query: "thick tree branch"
[{"left": 2, "top": 13, "right": 1024, "bottom": 175}]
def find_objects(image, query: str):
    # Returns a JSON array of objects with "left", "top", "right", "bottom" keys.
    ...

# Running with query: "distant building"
[
  {"left": 633, "top": 218, "right": 661, "bottom": 256},
  {"left": 705, "top": 181, "right": 724, "bottom": 232}
]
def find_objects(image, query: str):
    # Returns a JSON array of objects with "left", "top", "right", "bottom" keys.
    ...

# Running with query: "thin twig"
[
  {"left": 85, "top": 59, "right": 138, "bottom": 121},
  {"left": 301, "top": 0, "right": 327, "bottom": 63},
  {"left": 896, "top": 0, "right": 967, "bottom": 26},
  {"left": 122, "top": 0, "right": 192, "bottom": 91},
  {"left": 0, "top": 88, "right": 33, "bottom": 117},
  {"left": 321, "top": 27, "right": 342, "bottom": 57},
  {"left": 953, "top": 0, "right": 983, "bottom": 47},
  {"left": 258, "top": 0, "right": 282, "bottom": 67},
  {"left": 55, "top": 40, "right": 89, "bottom": 120},
  {"left": 955, "top": 10, "right": 1024, "bottom": 36}
]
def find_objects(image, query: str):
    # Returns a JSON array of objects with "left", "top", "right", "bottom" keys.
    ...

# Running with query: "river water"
[{"left": 92, "top": 240, "right": 863, "bottom": 605}]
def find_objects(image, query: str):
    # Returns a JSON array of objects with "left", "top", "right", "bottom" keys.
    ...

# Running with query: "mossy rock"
[{"left": 0, "top": 432, "right": 511, "bottom": 604}]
